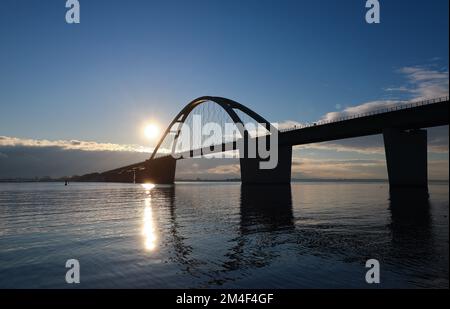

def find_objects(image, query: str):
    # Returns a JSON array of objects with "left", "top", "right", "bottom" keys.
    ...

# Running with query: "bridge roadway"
[{"left": 171, "top": 97, "right": 449, "bottom": 159}]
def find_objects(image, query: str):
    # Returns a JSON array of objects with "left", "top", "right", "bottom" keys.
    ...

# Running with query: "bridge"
[{"left": 76, "top": 96, "right": 449, "bottom": 190}]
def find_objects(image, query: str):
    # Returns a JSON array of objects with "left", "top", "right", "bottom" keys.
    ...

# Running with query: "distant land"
[{"left": 0, "top": 177, "right": 448, "bottom": 184}]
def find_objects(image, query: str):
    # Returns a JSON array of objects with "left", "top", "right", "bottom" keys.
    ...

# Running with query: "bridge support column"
[
  {"left": 136, "top": 156, "right": 176, "bottom": 184},
  {"left": 240, "top": 145, "right": 292, "bottom": 184},
  {"left": 383, "top": 128, "right": 428, "bottom": 191}
]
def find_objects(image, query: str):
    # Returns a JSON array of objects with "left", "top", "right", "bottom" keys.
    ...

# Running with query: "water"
[{"left": 0, "top": 181, "right": 448, "bottom": 288}]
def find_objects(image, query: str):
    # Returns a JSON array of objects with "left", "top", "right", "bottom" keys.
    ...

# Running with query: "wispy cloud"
[
  {"left": 292, "top": 157, "right": 387, "bottom": 179},
  {"left": 292, "top": 157, "right": 385, "bottom": 168},
  {"left": 0, "top": 136, "right": 154, "bottom": 153},
  {"left": 175, "top": 159, "right": 240, "bottom": 180},
  {"left": 282, "top": 64, "right": 449, "bottom": 156},
  {"left": 0, "top": 145, "right": 152, "bottom": 178},
  {"left": 276, "top": 120, "right": 306, "bottom": 130},
  {"left": 321, "top": 65, "right": 449, "bottom": 123},
  {"left": 320, "top": 100, "right": 401, "bottom": 123},
  {"left": 0, "top": 136, "right": 156, "bottom": 178},
  {"left": 207, "top": 163, "right": 240, "bottom": 175},
  {"left": 389, "top": 66, "right": 449, "bottom": 99},
  {"left": 429, "top": 160, "right": 450, "bottom": 180},
  {"left": 296, "top": 140, "right": 384, "bottom": 155}
]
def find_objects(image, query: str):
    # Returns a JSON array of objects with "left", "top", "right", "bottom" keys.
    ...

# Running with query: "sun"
[{"left": 144, "top": 124, "right": 160, "bottom": 140}]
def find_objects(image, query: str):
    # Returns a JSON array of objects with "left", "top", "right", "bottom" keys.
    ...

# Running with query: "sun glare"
[
  {"left": 141, "top": 183, "right": 155, "bottom": 191},
  {"left": 144, "top": 124, "right": 160, "bottom": 140}
]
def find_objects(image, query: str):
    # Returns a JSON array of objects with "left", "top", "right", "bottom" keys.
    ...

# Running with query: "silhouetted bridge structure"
[{"left": 76, "top": 96, "right": 449, "bottom": 190}]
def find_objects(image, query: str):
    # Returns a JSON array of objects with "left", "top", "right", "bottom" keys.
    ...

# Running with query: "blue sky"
[{"left": 0, "top": 0, "right": 448, "bottom": 179}]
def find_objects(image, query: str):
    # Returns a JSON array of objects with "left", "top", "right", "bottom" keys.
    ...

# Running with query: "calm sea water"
[{"left": 0, "top": 181, "right": 448, "bottom": 288}]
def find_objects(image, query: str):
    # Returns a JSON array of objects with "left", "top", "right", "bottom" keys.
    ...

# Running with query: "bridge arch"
[{"left": 150, "top": 96, "right": 277, "bottom": 160}]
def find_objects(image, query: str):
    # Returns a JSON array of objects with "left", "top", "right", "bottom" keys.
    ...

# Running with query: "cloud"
[
  {"left": 276, "top": 120, "right": 306, "bottom": 130},
  {"left": 428, "top": 126, "right": 449, "bottom": 153},
  {"left": 296, "top": 139, "right": 384, "bottom": 155},
  {"left": 321, "top": 65, "right": 449, "bottom": 123},
  {"left": 320, "top": 99, "right": 402, "bottom": 123},
  {"left": 429, "top": 160, "right": 450, "bottom": 180},
  {"left": 384, "top": 86, "right": 410, "bottom": 92},
  {"left": 174, "top": 158, "right": 240, "bottom": 180},
  {"left": 399, "top": 66, "right": 448, "bottom": 83},
  {"left": 0, "top": 136, "right": 183, "bottom": 178},
  {"left": 395, "top": 66, "right": 449, "bottom": 99},
  {"left": 278, "top": 64, "right": 449, "bottom": 156},
  {"left": 291, "top": 157, "right": 387, "bottom": 179},
  {"left": 0, "top": 136, "right": 154, "bottom": 153},
  {"left": 206, "top": 164, "right": 240, "bottom": 175},
  {"left": 293, "top": 158, "right": 384, "bottom": 166},
  {"left": 0, "top": 144, "right": 153, "bottom": 179}
]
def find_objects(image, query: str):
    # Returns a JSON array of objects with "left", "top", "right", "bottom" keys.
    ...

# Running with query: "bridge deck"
[
  {"left": 171, "top": 97, "right": 449, "bottom": 159},
  {"left": 78, "top": 97, "right": 449, "bottom": 178},
  {"left": 279, "top": 98, "right": 449, "bottom": 146}
]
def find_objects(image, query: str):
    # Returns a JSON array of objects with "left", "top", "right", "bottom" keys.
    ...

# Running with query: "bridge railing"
[{"left": 279, "top": 95, "right": 449, "bottom": 133}]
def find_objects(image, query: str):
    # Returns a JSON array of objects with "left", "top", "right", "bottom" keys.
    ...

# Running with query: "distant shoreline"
[{"left": 0, "top": 178, "right": 448, "bottom": 184}]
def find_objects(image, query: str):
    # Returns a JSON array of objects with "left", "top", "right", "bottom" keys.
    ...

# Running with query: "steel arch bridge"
[
  {"left": 129, "top": 96, "right": 290, "bottom": 184},
  {"left": 150, "top": 96, "right": 277, "bottom": 161},
  {"left": 75, "top": 96, "right": 449, "bottom": 189}
]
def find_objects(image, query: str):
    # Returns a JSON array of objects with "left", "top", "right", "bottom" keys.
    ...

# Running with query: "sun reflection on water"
[
  {"left": 141, "top": 183, "right": 155, "bottom": 195},
  {"left": 141, "top": 184, "right": 157, "bottom": 251}
]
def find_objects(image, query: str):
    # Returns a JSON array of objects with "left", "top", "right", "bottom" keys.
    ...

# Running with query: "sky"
[{"left": 0, "top": 0, "right": 448, "bottom": 180}]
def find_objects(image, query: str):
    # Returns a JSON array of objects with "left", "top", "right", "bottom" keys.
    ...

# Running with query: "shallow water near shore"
[{"left": 0, "top": 181, "right": 448, "bottom": 288}]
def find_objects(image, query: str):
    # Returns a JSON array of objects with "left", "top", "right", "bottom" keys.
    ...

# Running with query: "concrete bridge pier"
[
  {"left": 136, "top": 156, "right": 176, "bottom": 184},
  {"left": 240, "top": 143, "right": 292, "bottom": 184},
  {"left": 383, "top": 128, "right": 428, "bottom": 191}
]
